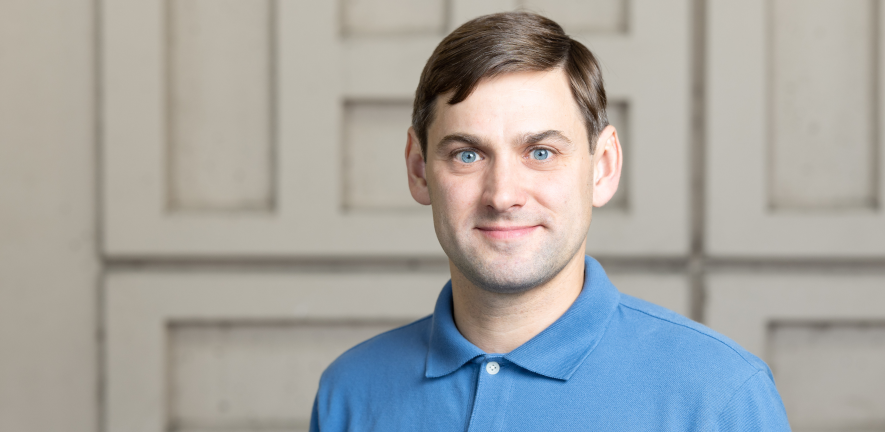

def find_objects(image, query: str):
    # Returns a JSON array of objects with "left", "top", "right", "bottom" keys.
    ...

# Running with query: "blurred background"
[{"left": 2, "top": 0, "right": 884, "bottom": 431}]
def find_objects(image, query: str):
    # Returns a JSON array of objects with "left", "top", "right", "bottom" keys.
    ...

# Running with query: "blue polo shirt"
[{"left": 310, "top": 256, "right": 790, "bottom": 431}]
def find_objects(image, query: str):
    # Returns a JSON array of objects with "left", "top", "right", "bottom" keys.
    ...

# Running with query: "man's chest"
[{"left": 334, "top": 363, "right": 715, "bottom": 432}]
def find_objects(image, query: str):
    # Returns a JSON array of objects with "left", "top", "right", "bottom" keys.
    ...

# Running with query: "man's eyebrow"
[
  {"left": 434, "top": 130, "right": 572, "bottom": 155},
  {"left": 436, "top": 133, "right": 485, "bottom": 152},
  {"left": 519, "top": 130, "right": 572, "bottom": 145}
]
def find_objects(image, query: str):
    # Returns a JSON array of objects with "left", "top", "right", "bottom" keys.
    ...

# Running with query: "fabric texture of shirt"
[{"left": 310, "top": 256, "right": 791, "bottom": 431}]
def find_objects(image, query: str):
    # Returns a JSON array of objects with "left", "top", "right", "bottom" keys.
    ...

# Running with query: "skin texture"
[{"left": 405, "top": 69, "right": 622, "bottom": 353}]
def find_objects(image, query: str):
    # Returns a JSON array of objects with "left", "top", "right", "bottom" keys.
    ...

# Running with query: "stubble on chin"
[
  {"left": 441, "top": 219, "right": 578, "bottom": 294},
  {"left": 451, "top": 247, "right": 563, "bottom": 294}
]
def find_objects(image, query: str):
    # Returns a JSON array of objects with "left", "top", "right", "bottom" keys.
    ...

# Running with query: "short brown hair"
[{"left": 412, "top": 11, "right": 608, "bottom": 158}]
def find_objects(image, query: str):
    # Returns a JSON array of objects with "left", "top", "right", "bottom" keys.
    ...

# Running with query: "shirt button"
[{"left": 486, "top": 361, "right": 500, "bottom": 375}]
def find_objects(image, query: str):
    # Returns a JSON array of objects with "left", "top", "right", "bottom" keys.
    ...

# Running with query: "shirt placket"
[{"left": 466, "top": 355, "right": 514, "bottom": 432}]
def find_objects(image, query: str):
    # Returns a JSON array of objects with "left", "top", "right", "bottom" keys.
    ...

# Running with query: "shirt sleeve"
[
  {"left": 715, "top": 370, "right": 792, "bottom": 431},
  {"left": 309, "top": 393, "right": 320, "bottom": 432}
]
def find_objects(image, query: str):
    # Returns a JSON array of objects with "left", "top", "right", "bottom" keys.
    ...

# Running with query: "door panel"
[
  {"left": 707, "top": 0, "right": 885, "bottom": 257},
  {"left": 707, "top": 272, "right": 885, "bottom": 431}
]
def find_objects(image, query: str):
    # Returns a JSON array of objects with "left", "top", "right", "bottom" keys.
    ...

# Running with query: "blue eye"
[
  {"left": 531, "top": 149, "right": 549, "bottom": 160},
  {"left": 459, "top": 150, "right": 479, "bottom": 163}
]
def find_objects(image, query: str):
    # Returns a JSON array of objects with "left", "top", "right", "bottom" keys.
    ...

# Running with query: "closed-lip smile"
[{"left": 475, "top": 225, "right": 541, "bottom": 240}]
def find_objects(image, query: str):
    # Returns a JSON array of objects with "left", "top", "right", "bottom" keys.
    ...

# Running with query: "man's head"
[
  {"left": 412, "top": 12, "right": 609, "bottom": 159},
  {"left": 405, "top": 12, "right": 622, "bottom": 294}
]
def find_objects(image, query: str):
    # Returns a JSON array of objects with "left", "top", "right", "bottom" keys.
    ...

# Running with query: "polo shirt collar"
[
  {"left": 425, "top": 256, "right": 620, "bottom": 381},
  {"left": 424, "top": 280, "right": 486, "bottom": 378}
]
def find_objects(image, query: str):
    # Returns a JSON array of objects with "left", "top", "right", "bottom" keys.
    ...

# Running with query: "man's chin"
[
  {"left": 472, "top": 249, "right": 537, "bottom": 269},
  {"left": 454, "top": 252, "right": 560, "bottom": 294}
]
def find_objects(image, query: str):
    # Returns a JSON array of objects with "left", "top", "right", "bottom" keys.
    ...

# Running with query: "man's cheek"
[
  {"left": 439, "top": 180, "right": 479, "bottom": 211},
  {"left": 535, "top": 179, "right": 574, "bottom": 209}
]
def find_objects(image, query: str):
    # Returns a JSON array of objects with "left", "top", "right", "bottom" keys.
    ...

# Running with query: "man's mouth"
[{"left": 475, "top": 225, "right": 541, "bottom": 240}]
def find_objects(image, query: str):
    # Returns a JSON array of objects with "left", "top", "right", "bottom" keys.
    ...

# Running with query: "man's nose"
[{"left": 480, "top": 157, "right": 527, "bottom": 212}]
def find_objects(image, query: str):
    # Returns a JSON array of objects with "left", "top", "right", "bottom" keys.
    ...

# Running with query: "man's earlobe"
[
  {"left": 406, "top": 128, "right": 432, "bottom": 205},
  {"left": 591, "top": 125, "right": 623, "bottom": 208}
]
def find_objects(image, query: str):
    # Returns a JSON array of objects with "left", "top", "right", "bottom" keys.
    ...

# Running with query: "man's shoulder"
[
  {"left": 615, "top": 293, "right": 770, "bottom": 376},
  {"left": 320, "top": 315, "right": 433, "bottom": 385},
  {"left": 611, "top": 294, "right": 789, "bottom": 429}
]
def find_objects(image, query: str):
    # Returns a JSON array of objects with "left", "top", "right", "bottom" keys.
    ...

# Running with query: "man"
[{"left": 311, "top": 12, "right": 790, "bottom": 431}]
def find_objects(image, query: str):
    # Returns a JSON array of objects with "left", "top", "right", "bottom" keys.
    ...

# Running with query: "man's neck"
[{"left": 449, "top": 250, "right": 587, "bottom": 354}]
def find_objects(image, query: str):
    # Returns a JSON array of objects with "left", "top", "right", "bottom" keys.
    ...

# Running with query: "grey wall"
[
  {"left": 2, "top": 1, "right": 884, "bottom": 431},
  {"left": 0, "top": 0, "right": 98, "bottom": 431}
]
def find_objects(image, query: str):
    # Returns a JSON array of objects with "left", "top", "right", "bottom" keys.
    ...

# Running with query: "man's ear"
[
  {"left": 406, "top": 127, "right": 431, "bottom": 205},
  {"left": 591, "top": 125, "right": 623, "bottom": 207}
]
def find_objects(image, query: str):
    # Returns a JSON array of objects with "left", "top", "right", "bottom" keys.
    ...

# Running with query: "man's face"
[{"left": 410, "top": 69, "right": 601, "bottom": 293}]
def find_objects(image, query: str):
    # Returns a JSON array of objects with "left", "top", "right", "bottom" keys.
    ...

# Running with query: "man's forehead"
[{"left": 436, "top": 68, "right": 572, "bottom": 109}]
